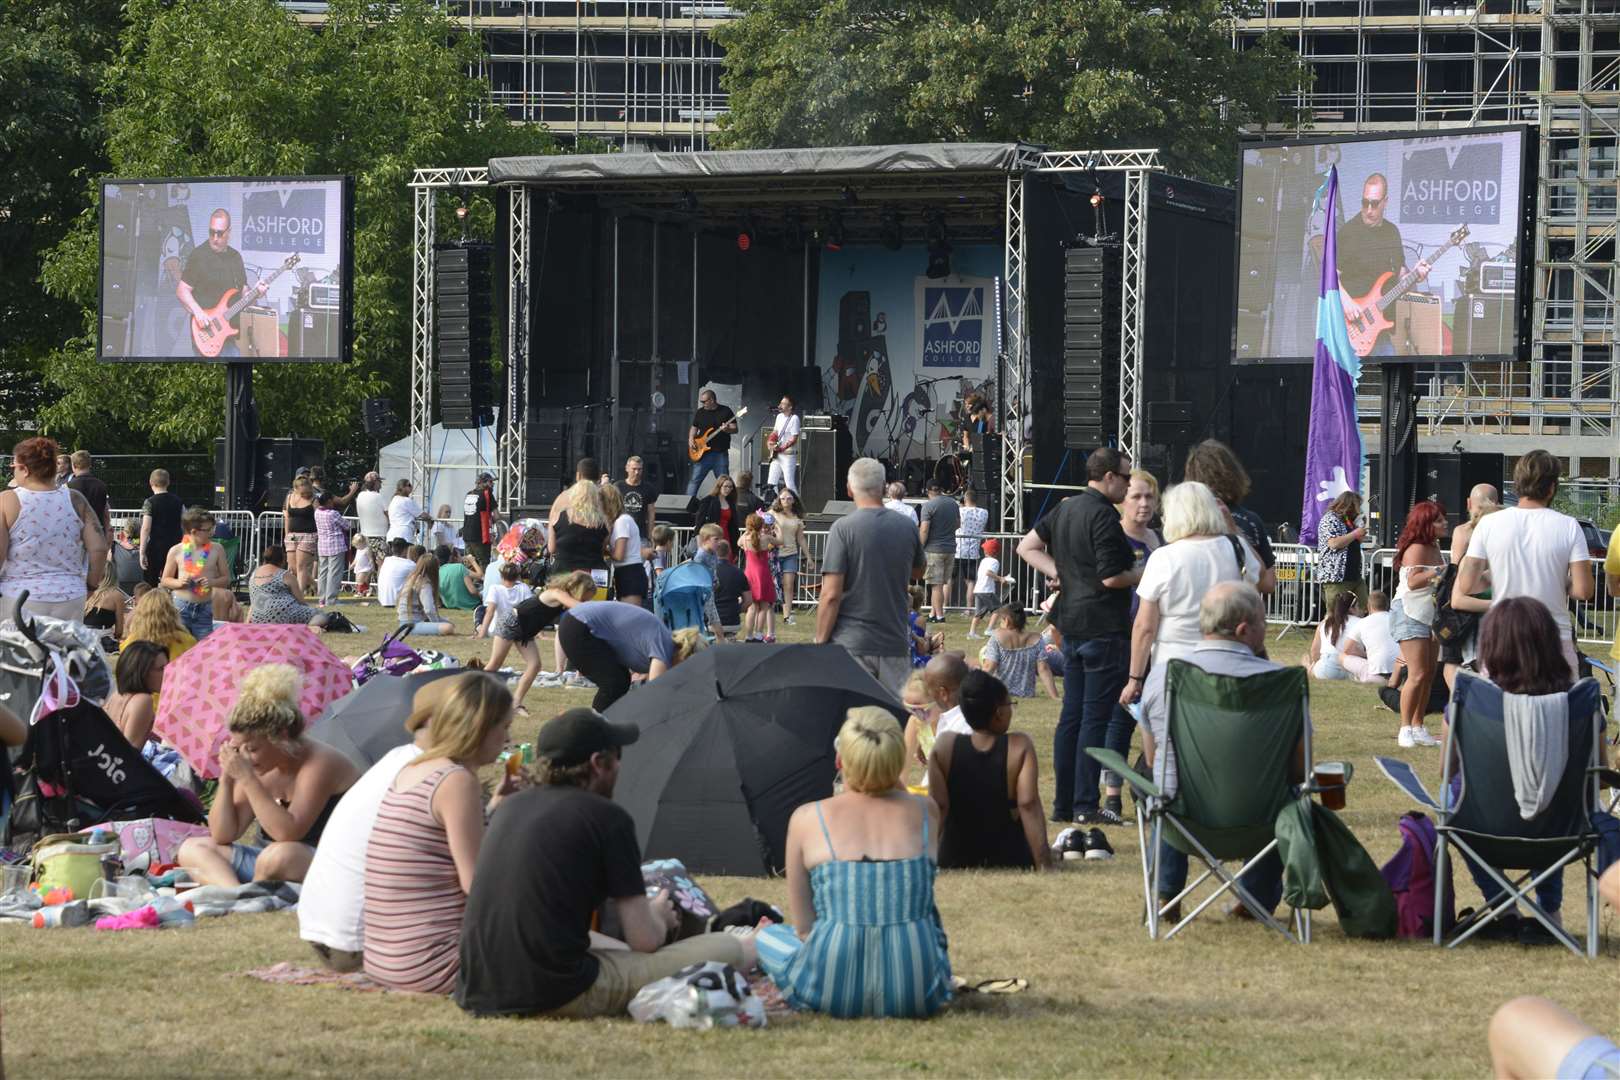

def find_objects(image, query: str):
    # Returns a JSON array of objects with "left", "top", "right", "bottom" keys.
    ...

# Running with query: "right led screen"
[{"left": 1233, "top": 126, "right": 1532, "bottom": 364}]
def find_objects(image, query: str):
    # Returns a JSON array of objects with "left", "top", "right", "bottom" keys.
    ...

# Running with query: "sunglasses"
[
  {"left": 209, "top": 227, "right": 229, "bottom": 236},
  {"left": 1361, "top": 197, "right": 1385, "bottom": 208}
]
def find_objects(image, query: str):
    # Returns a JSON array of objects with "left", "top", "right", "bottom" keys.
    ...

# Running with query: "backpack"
[
  {"left": 1378, "top": 811, "right": 1454, "bottom": 940},
  {"left": 1431, "top": 563, "right": 1480, "bottom": 646}
]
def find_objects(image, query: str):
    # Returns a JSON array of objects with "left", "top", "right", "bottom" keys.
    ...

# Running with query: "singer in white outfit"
[{"left": 767, "top": 394, "right": 801, "bottom": 495}]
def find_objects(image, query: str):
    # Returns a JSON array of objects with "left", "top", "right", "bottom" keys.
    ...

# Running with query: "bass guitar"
[
  {"left": 189, "top": 254, "right": 301, "bottom": 358},
  {"left": 1340, "top": 225, "right": 1467, "bottom": 357},
  {"left": 688, "top": 405, "right": 747, "bottom": 462}
]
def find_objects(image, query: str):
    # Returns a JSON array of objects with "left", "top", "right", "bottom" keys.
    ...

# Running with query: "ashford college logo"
[
  {"left": 241, "top": 187, "right": 329, "bottom": 254},
  {"left": 1399, "top": 139, "right": 1506, "bottom": 223},
  {"left": 921, "top": 284, "right": 987, "bottom": 368}
]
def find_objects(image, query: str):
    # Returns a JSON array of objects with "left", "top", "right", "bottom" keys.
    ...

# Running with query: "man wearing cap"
[
  {"left": 300, "top": 672, "right": 498, "bottom": 972},
  {"left": 462, "top": 471, "right": 499, "bottom": 570},
  {"left": 456, "top": 708, "right": 754, "bottom": 1018}
]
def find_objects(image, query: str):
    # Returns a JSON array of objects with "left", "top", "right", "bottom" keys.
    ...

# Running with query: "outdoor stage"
[{"left": 408, "top": 144, "right": 1245, "bottom": 530}]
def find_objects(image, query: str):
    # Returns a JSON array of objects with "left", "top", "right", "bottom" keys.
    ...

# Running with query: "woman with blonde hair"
[
  {"left": 177, "top": 664, "right": 360, "bottom": 886},
  {"left": 363, "top": 672, "right": 515, "bottom": 994},
  {"left": 484, "top": 570, "right": 598, "bottom": 713},
  {"left": 1439, "top": 484, "right": 1502, "bottom": 686},
  {"left": 1121, "top": 481, "right": 1260, "bottom": 708},
  {"left": 549, "top": 476, "right": 610, "bottom": 577},
  {"left": 397, "top": 553, "right": 454, "bottom": 635},
  {"left": 756, "top": 707, "right": 952, "bottom": 1018},
  {"left": 282, "top": 473, "right": 319, "bottom": 596},
  {"left": 83, "top": 576, "right": 126, "bottom": 642},
  {"left": 128, "top": 586, "right": 196, "bottom": 663},
  {"left": 602, "top": 483, "right": 649, "bottom": 608}
]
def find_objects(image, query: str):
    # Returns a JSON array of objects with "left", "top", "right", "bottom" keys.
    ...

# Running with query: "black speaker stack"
[
  {"left": 437, "top": 243, "right": 494, "bottom": 429},
  {"left": 797, "top": 415, "right": 854, "bottom": 513},
  {"left": 1417, "top": 452, "right": 1504, "bottom": 530},
  {"left": 213, "top": 436, "right": 324, "bottom": 511},
  {"left": 1062, "top": 244, "right": 1120, "bottom": 451},
  {"left": 101, "top": 195, "right": 137, "bottom": 357},
  {"left": 525, "top": 406, "right": 567, "bottom": 507},
  {"left": 361, "top": 396, "right": 398, "bottom": 438}
]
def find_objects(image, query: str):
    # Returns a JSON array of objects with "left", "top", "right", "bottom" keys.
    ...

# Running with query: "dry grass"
[{"left": 2, "top": 599, "right": 1615, "bottom": 1077}]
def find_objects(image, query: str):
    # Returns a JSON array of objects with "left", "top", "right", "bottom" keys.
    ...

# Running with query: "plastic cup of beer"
[{"left": 1315, "top": 761, "right": 1348, "bottom": 811}]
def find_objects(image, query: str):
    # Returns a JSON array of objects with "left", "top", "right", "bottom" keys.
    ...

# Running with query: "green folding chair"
[
  {"left": 1375, "top": 671, "right": 1606, "bottom": 958},
  {"left": 1089, "top": 660, "right": 1313, "bottom": 943}
]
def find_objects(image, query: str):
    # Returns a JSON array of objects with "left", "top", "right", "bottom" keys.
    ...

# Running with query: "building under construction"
[{"left": 1235, "top": 0, "right": 1618, "bottom": 490}]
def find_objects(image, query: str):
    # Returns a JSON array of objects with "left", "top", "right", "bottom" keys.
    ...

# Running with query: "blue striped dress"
[{"left": 756, "top": 798, "right": 953, "bottom": 1018}]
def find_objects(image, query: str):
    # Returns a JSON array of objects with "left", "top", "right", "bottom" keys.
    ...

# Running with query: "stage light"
[
  {"left": 824, "top": 210, "right": 844, "bottom": 252},
  {"left": 925, "top": 211, "right": 950, "bottom": 279},
  {"left": 1089, "top": 192, "right": 1103, "bottom": 208},
  {"left": 455, "top": 205, "right": 469, "bottom": 221},
  {"left": 737, "top": 214, "right": 756, "bottom": 252},
  {"left": 880, "top": 208, "right": 902, "bottom": 250}
]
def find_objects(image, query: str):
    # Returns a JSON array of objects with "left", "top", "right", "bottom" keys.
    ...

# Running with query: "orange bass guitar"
[
  {"left": 189, "top": 254, "right": 300, "bottom": 358},
  {"left": 1339, "top": 225, "right": 1467, "bottom": 357}
]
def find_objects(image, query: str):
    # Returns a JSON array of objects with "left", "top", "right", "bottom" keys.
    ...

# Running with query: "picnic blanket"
[{"left": 185, "top": 880, "right": 300, "bottom": 918}]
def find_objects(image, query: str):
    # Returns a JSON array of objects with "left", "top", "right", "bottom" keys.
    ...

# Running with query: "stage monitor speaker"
[
  {"left": 287, "top": 307, "right": 338, "bottom": 357},
  {"left": 1145, "top": 401, "right": 1195, "bottom": 444},
  {"left": 1394, "top": 294, "right": 1444, "bottom": 356},
  {"left": 819, "top": 499, "right": 855, "bottom": 517},
  {"left": 240, "top": 310, "right": 281, "bottom": 359},
  {"left": 361, "top": 397, "right": 397, "bottom": 437},
  {"left": 652, "top": 493, "right": 698, "bottom": 527}
]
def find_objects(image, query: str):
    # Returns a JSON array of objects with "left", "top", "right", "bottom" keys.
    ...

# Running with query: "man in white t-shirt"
[
  {"left": 376, "top": 539, "right": 416, "bottom": 608},
  {"left": 766, "top": 394, "right": 801, "bottom": 496},
  {"left": 354, "top": 472, "right": 390, "bottom": 571},
  {"left": 1453, "top": 449, "right": 1594, "bottom": 675},
  {"left": 1341, "top": 590, "right": 1399, "bottom": 680},
  {"left": 883, "top": 483, "right": 917, "bottom": 523}
]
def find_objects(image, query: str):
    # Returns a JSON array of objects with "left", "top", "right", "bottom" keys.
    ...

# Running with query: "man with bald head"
[
  {"left": 1335, "top": 173, "right": 1429, "bottom": 356},
  {"left": 1138, "top": 581, "right": 1304, "bottom": 921}
]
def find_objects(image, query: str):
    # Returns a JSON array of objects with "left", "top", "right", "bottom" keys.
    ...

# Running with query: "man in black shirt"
[
  {"left": 65, "top": 450, "right": 110, "bottom": 536},
  {"left": 139, "top": 468, "right": 185, "bottom": 590},
  {"left": 456, "top": 708, "right": 750, "bottom": 1018},
  {"left": 461, "top": 471, "right": 498, "bottom": 569},
  {"left": 615, "top": 455, "right": 658, "bottom": 536},
  {"left": 685, "top": 387, "right": 737, "bottom": 498},
  {"left": 1018, "top": 447, "right": 1140, "bottom": 825},
  {"left": 1333, "top": 173, "right": 1429, "bottom": 357},
  {"left": 176, "top": 208, "right": 266, "bottom": 359}
]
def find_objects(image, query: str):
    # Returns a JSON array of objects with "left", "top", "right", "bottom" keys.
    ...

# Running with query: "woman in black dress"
[
  {"left": 927, "top": 671, "right": 1050, "bottom": 871},
  {"left": 693, "top": 474, "right": 740, "bottom": 556}
]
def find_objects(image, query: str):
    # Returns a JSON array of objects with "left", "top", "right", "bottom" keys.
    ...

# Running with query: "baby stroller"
[
  {"left": 351, "top": 623, "right": 425, "bottom": 686},
  {"left": 2, "top": 593, "right": 202, "bottom": 857},
  {"left": 654, "top": 561, "right": 716, "bottom": 640}
]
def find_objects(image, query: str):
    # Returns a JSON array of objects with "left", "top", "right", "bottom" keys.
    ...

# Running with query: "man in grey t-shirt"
[
  {"left": 918, "top": 482, "right": 961, "bottom": 622},
  {"left": 815, "top": 457, "right": 925, "bottom": 695}
]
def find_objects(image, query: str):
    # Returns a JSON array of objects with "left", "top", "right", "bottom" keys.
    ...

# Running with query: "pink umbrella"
[{"left": 152, "top": 623, "right": 355, "bottom": 779}]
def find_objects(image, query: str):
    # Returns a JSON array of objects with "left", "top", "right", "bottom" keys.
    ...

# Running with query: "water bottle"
[
  {"left": 32, "top": 900, "right": 91, "bottom": 928},
  {"left": 148, "top": 895, "right": 196, "bottom": 928}
]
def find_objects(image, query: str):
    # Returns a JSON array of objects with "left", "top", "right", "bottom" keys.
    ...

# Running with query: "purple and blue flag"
[{"left": 1300, "top": 165, "right": 1363, "bottom": 546}]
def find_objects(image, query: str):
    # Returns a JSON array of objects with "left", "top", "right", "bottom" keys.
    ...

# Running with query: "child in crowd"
[
  {"left": 648, "top": 524, "right": 676, "bottom": 583},
  {"left": 900, "top": 669, "right": 939, "bottom": 793},
  {"left": 924, "top": 652, "right": 971, "bottom": 738},
  {"left": 710, "top": 540, "right": 751, "bottom": 639},
  {"left": 907, "top": 586, "right": 944, "bottom": 667},
  {"left": 314, "top": 490, "right": 352, "bottom": 608},
  {"left": 930, "top": 670, "right": 1048, "bottom": 871},
  {"left": 692, "top": 523, "right": 724, "bottom": 577},
  {"left": 397, "top": 554, "right": 454, "bottom": 636},
  {"left": 981, "top": 604, "right": 1042, "bottom": 698},
  {"left": 475, "top": 561, "right": 534, "bottom": 640},
  {"left": 351, "top": 533, "right": 374, "bottom": 598},
  {"left": 739, "top": 513, "right": 778, "bottom": 643},
  {"left": 967, "top": 539, "right": 1010, "bottom": 639}
]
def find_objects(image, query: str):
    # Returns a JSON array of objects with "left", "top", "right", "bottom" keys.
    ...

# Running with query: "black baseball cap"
[{"left": 537, "top": 707, "right": 640, "bottom": 766}]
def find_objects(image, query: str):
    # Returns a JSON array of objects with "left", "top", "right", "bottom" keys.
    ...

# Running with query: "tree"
[
  {"left": 712, "top": 0, "right": 1302, "bottom": 182},
  {"left": 0, "top": 0, "right": 125, "bottom": 439},
  {"left": 38, "top": 0, "right": 554, "bottom": 453}
]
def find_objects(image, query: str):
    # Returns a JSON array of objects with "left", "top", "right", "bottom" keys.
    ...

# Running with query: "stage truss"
[{"left": 410, "top": 148, "right": 1161, "bottom": 529}]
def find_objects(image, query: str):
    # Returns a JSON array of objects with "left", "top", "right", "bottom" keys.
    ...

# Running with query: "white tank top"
[{"left": 0, "top": 486, "right": 87, "bottom": 602}]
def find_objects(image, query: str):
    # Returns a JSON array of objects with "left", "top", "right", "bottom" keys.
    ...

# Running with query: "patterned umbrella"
[{"left": 151, "top": 623, "right": 355, "bottom": 779}]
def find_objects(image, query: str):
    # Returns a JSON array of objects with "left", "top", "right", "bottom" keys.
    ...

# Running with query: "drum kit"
[{"left": 877, "top": 376, "right": 993, "bottom": 496}]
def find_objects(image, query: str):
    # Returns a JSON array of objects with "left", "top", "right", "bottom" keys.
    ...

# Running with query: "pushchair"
[
  {"left": 351, "top": 623, "right": 424, "bottom": 685},
  {"left": 654, "top": 561, "right": 716, "bottom": 640}
]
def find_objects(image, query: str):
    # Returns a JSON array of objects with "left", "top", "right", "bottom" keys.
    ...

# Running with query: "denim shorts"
[
  {"left": 175, "top": 597, "right": 214, "bottom": 641},
  {"left": 230, "top": 842, "right": 264, "bottom": 882},
  {"left": 778, "top": 553, "right": 800, "bottom": 574},
  {"left": 1388, "top": 596, "right": 1433, "bottom": 643}
]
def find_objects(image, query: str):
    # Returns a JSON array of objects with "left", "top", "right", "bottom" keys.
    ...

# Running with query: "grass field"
[{"left": 3, "top": 599, "right": 1615, "bottom": 1078}]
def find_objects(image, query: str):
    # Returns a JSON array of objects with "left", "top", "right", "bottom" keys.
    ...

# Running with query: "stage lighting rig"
[
  {"left": 821, "top": 209, "right": 845, "bottom": 252},
  {"left": 924, "top": 210, "right": 950, "bottom": 279},
  {"left": 737, "top": 214, "right": 756, "bottom": 252}
]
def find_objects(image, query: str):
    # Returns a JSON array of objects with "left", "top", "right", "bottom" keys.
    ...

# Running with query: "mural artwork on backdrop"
[{"left": 816, "top": 245, "right": 1003, "bottom": 462}]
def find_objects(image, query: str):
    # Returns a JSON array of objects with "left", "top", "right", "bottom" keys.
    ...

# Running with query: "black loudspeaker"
[
  {"left": 436, "top": 243, "right": 494, "bottom": 429},
  {"left": 1062, "top": 244, "right": 1119, "bottom": 449},
  {"left": 652, "top": 493, "right": 698, "bottom": 527},
  {"left": 819, "top": 499, "right": 855, "bottom": 516},
  {"left": 1451, "top": 292, "right": 1515, "bottom": 356},
  {"left": 1417, "top": 452, "right": 1504, "bottom": 529},
  {"left": 222, "top": 437, "right": 323, "bottom": 510},
  {"left": 1145, "top": 400, "right": 1195, "bottom": 443},
  {"left": 361, "top": 397, "right": 397, "bottom": 437},
  {"left": 1377, "top": 364, "right": 1419, "bottom": 546},
  {"left": 968, "top": 433, "right": 1001, "bottom": 491},
  {"left": 798, "top": 418, "right": 854, "bottom": 511},
  {"left": 288, "top": 308, "right": 338, "bottom": 358}
]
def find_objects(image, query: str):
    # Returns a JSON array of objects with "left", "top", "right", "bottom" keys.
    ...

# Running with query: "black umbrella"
[
  {"left": 312, "top": 667, "right": 469, "bottom": 769},
  {"left": 607, "top": 642, "right": 905, "bottom": 876}
]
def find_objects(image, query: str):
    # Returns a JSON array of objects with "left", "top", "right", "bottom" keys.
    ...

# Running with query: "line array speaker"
[
  {"left": 1062, "top": 244, "right": 1120, "bottom": 451},
  {"left": 436, "top": 243, "right": 495, "bottom": 429}
]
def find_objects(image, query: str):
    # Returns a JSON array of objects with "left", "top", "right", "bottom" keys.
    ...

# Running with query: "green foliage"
[
  {"left": 713, "top": 0, "right": 1302, "bottom": 182},
  {"left": 37, "top": 0, "right": 554, "bottom": 453}
]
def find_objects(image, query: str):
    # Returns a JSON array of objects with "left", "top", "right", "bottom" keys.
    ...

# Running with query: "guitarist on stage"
[
  {"left": 176, "top": 208, "right": 267, "bottom": 358},
  {"left": 1326, "top": 174, "right": 1429, "bottom": 357},
  {"left": 686, "top": 387, "right": 737, "bottom": 497}
]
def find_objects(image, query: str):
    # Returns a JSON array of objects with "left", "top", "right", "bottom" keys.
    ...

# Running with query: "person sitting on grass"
[
  {"left": 435, "top": 544, "right": 483, "bottom": 611},
  {"left": 981, "top": 605, "right": 1042, "bottom": 699},
  {"left": 397, "top": 553, "right": 454, "bottom": 636},
  {"left": 925, "top": 651, "right": 971, "bottom": 738},
  {"left": 455, "top": 707, "right": 755, "bottom": 1018},
  {"left": 249, "top": 545, "right": 342, "bottom": 630},
  {"left": 103, "top": 640, "right": 167, "bottom": 750},
  {"left": 755, "top": 707, "right": 952, "bottom": 1018},
  {"left": 177, "top": 664, "right": 360, "bottom": 886},
  {"left": 483, "top": 571, "right": 598, "bottom": 713},
  {"left": 1305, "top": 588, "right": 1362, "bottom": 681},
  {"left": 929, "top": 670, "right": 1048, "bottom": 871},
  {"left": 363, "top": 672, "right": 518, "bottom": 994},
  {"left": 127, "top": 586, "right": 196, "bottom": 667},
  {"left": 900, "top": 669, "right": 939, "bottom": 792}
]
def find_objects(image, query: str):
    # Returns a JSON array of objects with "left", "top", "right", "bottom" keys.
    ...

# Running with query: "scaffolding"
[{"left": 1234, "top": 0, "right": 1620, "bottom": 487}]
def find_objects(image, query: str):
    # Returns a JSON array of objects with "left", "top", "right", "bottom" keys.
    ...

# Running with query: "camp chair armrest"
[
  {"left": 1085, "top": 748, "right": 1161, "bottom": 798},
  {"left": 1587, "top": 766, "right": 1620, "bottom": 789}
]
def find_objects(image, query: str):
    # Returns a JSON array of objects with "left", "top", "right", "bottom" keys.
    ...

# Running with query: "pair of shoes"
[
  {"left": 1094, "top": 805, "right": 1128, "bottom": 827},
  {"left": 1397, "top": 726, "right": 1417, "bottom": 748},
  {"left": 964, "top": 631, "right": 981, "bottom": 640},
  {"left": 1411, "top": 724, "right": 1441, "bottom": 746},
  {"left": 1082, "top": 828, "right": 1114, "bottom": 861},
  {"left": 762, "top": 635, "right": 777, "bottom": 644},
  {"left": 928, "top": 615, "right": 946, "bottom": 624},
  {"left": 1049, "top": 810, "right": 1073, "bottom": 825},
  {"left": 782, "top": 614, "right": 795, "bottom": 625},
  {"left": 1050, "top": 827, "right": 1087, "bottom": 862},
  {"left": 562, "top": 672, "right": 595, "bottom": 690}
]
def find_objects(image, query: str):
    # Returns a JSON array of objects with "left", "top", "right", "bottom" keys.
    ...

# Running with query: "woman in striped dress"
[
  {"left": 756, "top": 707, "right": 952, "bottom": 1018},
  {"left": 363, "top": 673, "right": 516, "bottom": 994}
]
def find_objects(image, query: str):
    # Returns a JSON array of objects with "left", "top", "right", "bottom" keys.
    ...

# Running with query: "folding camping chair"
[
  {"left": 1088, "top": 660, "right": 1313, "bottom": 943},
  {"left": 1374, "top": 670, "right": 1607, "bottom": 958}
]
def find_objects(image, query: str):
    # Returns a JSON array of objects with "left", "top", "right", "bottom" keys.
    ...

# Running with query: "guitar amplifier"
[
  {"left": 240, "top": 308, "right": 282, "bottom": 358},
  {"left": 287, "top": 307, "right": 338, "bottom": 358},
  {"left": 307, "top": 282, "right": 342, "bottom": 311},
  {"left": 801, "top": 414, "right": 838, "bottom": 432},
  {"left": 1477, "top": 263, "right": 1517, "bottom": 296},
  {"left": 1394, "top": 294, "right": 1443, "bottom": 356}
]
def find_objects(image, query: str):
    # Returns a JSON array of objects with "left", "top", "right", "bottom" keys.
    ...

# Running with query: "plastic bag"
[{"left": 626, "top": 962, "right": 766, "bottom": 1029}]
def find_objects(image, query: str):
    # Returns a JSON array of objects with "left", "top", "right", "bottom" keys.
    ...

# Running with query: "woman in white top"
[
  {"left": 602, "top": 485, "right": 648, "bottom": 607},
  {"left": 0, "top": 437, "right": 109, "bottom": 624},
  {"left": 386, "top": 479, "right": 431, "bottom": 544},
  {"left": 954, "top": 487, "right": 989, "bottom": 609},
  {"left": 1122, "top": 481, "right": 1259, "bottom": 704},
  {"left": 1306, "top": 589, "right": 1361, "bottom": 680}
]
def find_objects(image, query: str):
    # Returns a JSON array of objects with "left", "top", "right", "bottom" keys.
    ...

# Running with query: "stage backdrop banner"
[{"left": 816, "top": 244, "right": 1001, "bottom": 461}]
